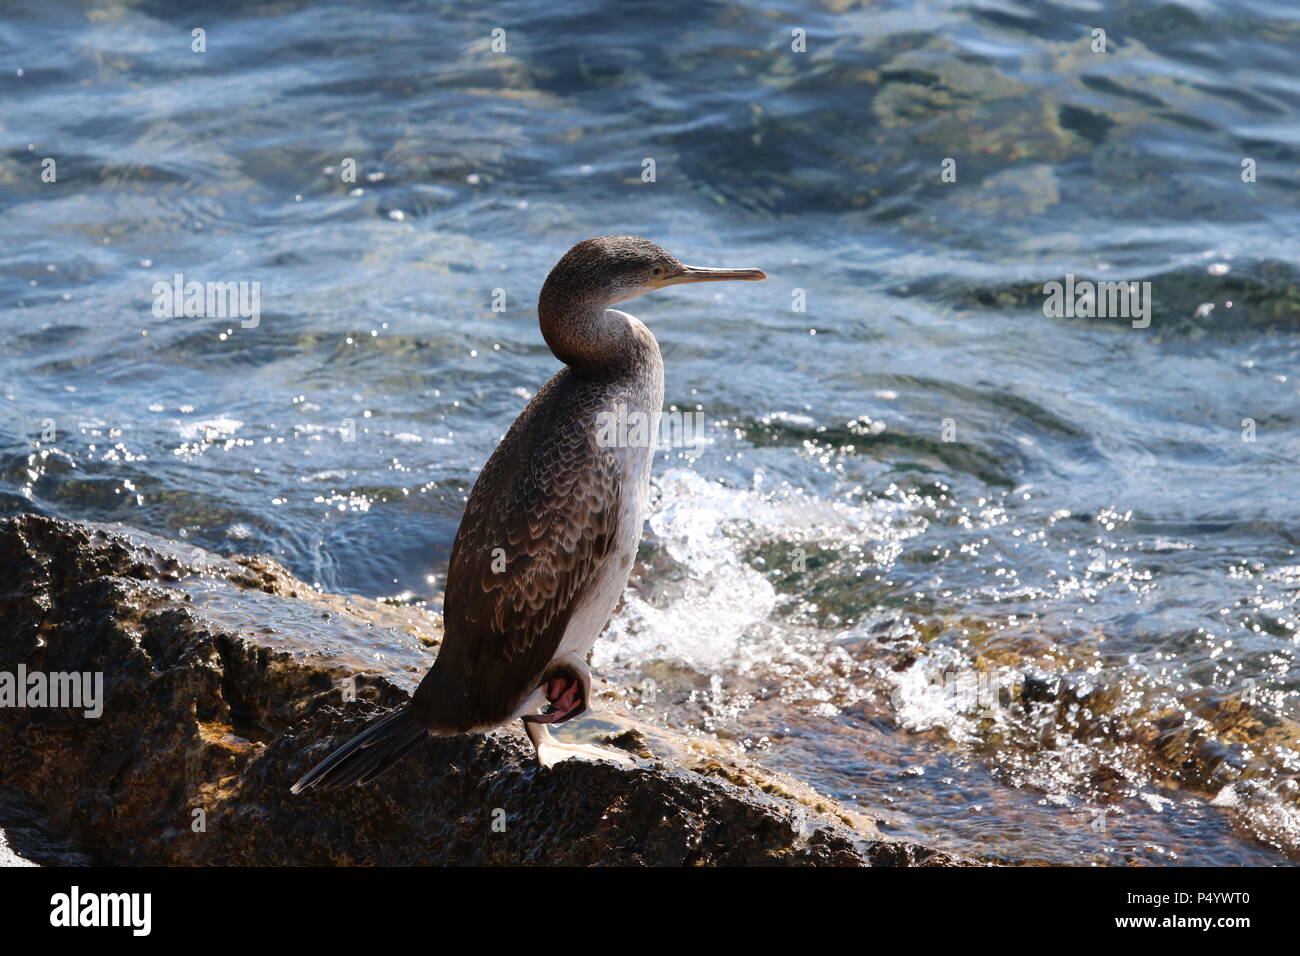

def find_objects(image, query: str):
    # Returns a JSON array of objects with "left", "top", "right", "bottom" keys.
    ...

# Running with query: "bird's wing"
[{"left": 418, "top": 372, "right": 623, "bottom": 727}]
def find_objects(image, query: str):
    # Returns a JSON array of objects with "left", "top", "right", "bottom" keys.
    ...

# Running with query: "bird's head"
[{"left": 541, "top": 235, "right": 766, "bottom": 309}]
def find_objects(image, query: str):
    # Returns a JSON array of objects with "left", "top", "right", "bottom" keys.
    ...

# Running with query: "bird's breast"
[{"left": 552, "top": 366, "right": 662, "bottom": 666}]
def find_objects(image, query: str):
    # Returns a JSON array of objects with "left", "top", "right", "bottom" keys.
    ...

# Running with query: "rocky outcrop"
[{"left": 0, "top": 514, "right": 966, "bottom": 866}]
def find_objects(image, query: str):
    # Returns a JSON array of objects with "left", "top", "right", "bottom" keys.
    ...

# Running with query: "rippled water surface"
[{"left": 3, "top": 0, "right": 1299, "bottom": 864}]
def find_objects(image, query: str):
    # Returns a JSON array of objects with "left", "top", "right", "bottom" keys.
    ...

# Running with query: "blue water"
[{"left": 2, "top": 0, "right": 1298, "bottom": 864}]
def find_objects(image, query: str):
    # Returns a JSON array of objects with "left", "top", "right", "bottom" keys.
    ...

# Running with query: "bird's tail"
[{"left": 290, "top": 706, "right": 428, "bottom": 794}]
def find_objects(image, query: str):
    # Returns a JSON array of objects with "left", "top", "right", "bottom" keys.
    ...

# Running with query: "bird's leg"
[
  {"left": 521, "top": 665, "right": 635, "bottom": 769},
  {"left": 524, "top": 673, "right": 585, "bottom": 724}
]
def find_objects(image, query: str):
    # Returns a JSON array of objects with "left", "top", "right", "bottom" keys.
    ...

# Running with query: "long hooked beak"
[{"left": 658, "top": 264, "right": 767, "bottom": 286}]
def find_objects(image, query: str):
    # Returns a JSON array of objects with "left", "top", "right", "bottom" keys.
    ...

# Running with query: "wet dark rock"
[
  {"left": 0, "top": 514, "right": 968, "bottom": 866},
  {"left": 1019, "top": 676, "right": 1061, "bottom": 704}
]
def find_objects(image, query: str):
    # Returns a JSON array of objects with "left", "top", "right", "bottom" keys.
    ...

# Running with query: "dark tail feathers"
[{"left": 290, "top": 706, "right": 427, "bottom": 794}]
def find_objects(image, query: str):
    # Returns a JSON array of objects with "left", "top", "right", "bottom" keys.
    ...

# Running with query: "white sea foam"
[
  {"left": 593, "top": 467, "right": 926, "bottom": 676},
  {"left": 176, "top": 417, "right": 243, "bottom": 440}
]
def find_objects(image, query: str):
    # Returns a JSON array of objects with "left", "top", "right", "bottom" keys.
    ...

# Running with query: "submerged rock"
[{"left": 0, "top": 514, "right": 964, "bottom": 866}]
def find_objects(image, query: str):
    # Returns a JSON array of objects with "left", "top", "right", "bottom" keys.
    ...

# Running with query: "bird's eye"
[{"left": 651, "top": 266, "right": 664, "bottom": 277}]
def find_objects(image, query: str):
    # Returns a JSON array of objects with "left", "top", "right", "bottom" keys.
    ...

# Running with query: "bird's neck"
[{"left": 538, "top": 293, "right": 652, "bottom": 377}]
